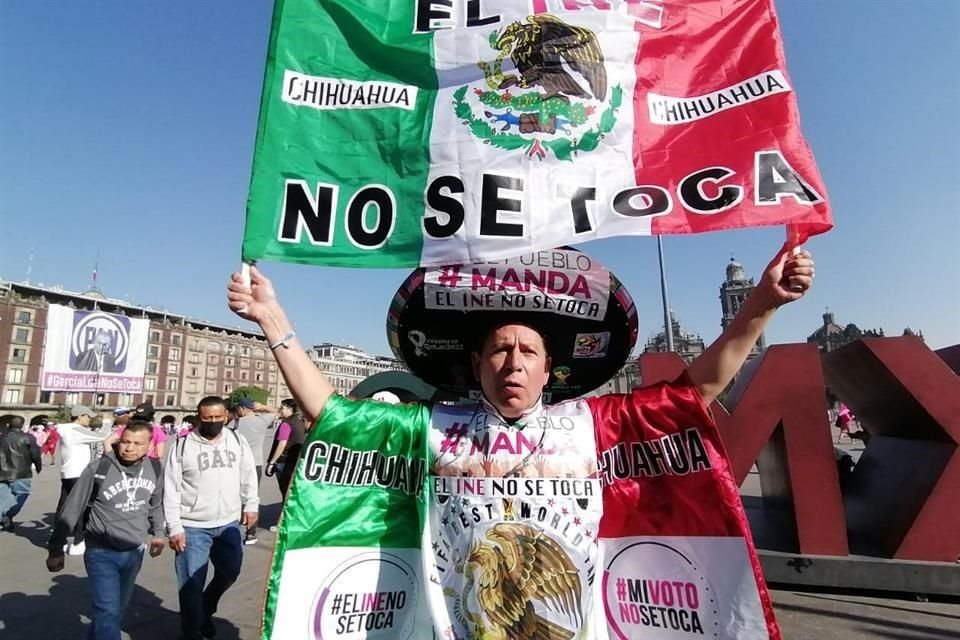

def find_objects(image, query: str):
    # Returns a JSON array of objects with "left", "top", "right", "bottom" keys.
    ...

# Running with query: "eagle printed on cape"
[
  {"left": 456, "top": 14, "right": 622, "bottom": 161},
  {"left": 447, "top": 522, "right": 583, "bottom": 640}
]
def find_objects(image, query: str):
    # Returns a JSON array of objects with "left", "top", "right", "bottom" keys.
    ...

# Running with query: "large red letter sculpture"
[
  {"left": 823, "top": 337, "right": 960, "bottom": 562},
  {"left": 639, "top": 337, "right": 960, "bottom": 563},
  {"left": 639, "top": 345, "right": 848, "bottom": 556}
]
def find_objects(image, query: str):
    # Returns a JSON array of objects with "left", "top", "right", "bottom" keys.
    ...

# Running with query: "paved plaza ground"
[{"left": 0, "top": 444, "right": 957, "bottom": 639}]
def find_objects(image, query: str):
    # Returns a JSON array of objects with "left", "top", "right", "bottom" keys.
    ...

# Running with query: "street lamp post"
[{"left": 657, "top": 236, "right": 675, "bottom": 353}]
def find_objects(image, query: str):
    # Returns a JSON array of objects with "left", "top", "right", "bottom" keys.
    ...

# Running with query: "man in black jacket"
[{"left": 0, "top": 414, "right": 41, "bottom": 531}]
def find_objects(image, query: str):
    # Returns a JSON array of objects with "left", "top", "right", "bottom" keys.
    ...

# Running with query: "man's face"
[
  {"left": 75, "top": 414, "right": 91, "bottom": 427},
  {"left": 198, "top": 404, "right": 228, "bottom": 424},
  {"left": 117, "top": 428, "right": 151, "bottom": 463},
  {"left": 94, "top": 332, "right": 110, "bottom": 352},
  {"left": 472, "top": 324, "right": 551, "bottom": 419}
]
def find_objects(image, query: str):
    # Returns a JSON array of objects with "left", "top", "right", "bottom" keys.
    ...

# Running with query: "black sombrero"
[{"left": 387, "top": 247, "right": 638, "bottom": 402}]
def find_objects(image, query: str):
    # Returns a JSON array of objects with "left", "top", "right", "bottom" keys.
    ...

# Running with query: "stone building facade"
[
  {"left": 0, "top": 280, "right": 290, "bottom": 422},
  {"left": 309, "top": 343, "right": 406, "bottom": 397},
  {"left": 719, "top": 256, "right": 766, "bottom": 359},
  {"left": 806, "top": 310, "right": 884, "bottom": 353},
  {"left": 642, "top": 311, "right": 706, "bottom": 363}
]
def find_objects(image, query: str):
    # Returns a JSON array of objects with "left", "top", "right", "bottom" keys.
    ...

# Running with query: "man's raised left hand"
[{"left": 753, "top": 245, "right": 815, "bottom": 310}]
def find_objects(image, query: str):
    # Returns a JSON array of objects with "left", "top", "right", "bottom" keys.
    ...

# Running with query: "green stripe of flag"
[{"left": 244, "top": 0, "right": 436, "bottom": 268}]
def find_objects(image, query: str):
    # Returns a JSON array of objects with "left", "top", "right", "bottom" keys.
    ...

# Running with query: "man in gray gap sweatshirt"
[
  {"left": 164, "top": 395, "right": 259, "bottom": 640},
  {"left": 46, "top": 421, "right": 165, "bottom": 640}
]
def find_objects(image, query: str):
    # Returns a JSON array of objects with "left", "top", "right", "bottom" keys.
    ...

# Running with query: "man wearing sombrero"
[{"left": 229, "top": 244, "right": 813, "bottom": 640}]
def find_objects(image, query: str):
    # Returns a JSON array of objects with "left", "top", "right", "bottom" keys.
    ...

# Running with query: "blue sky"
[{"left": 1, "top": 1, "right": 958, "bottom": 355}]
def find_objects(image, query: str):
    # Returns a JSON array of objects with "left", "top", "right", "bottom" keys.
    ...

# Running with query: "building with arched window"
[
  {"left": 0, "top": 279, "right": 290, "bottom": 421},
  {"left": 308, "top": 343, "right": 405, "bottom": 397}
]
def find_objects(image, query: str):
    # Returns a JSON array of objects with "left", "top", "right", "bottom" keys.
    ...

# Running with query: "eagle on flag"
[{"left": 494, "top": 15, "right": 608, "bottom": 102}]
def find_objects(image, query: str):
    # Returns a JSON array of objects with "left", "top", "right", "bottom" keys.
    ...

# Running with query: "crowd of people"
[{"left": 0, "top": 394, "right": 307, "bottom": 640}]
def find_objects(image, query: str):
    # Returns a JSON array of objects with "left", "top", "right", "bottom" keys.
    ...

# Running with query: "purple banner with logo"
[{"left": 41, "top": 305, "right": 150, "bottom": 392}]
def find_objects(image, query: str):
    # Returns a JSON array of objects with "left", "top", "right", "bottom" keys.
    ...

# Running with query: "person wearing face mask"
[{"left": 162, "top": 396, "right": 259, "bottom": 640}]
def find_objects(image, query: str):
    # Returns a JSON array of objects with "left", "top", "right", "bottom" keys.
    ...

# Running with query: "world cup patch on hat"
[
  {"left": 387, "top": 247, "right": 638, "bottom": 402},
  {"left": 573, "top": 331, "right": 611, "bottom": 358}
]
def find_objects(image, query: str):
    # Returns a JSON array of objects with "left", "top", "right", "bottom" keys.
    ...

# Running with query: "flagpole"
[
  {"left": 25, "top": 247, "right": 34, "bottom": 284},
  {"left": 91, "top": 250, "right": 100, "bottom": 296},
  {"left": 657, "top": 236, "right": 675, "bottom": 353},
  {"left": 236, "top": 261, "right": 253, "bottom": 315}
]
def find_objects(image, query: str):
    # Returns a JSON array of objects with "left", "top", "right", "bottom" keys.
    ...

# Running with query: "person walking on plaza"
[
  {"left": 45, "top": 420, "right": 165, "bottom": 640},
  {"left": 130, "top": 402, "right": 168, "bottom": 459},
  {"left": 835, "top": 401, "right": 857, "bottom": 443},
  {"left": 28, "top": 415, "right": 49, "bottom": 449},
  {"left": 56, "top": 405, "right": 110, "bottom": 555},
  {"left": 230, "top": 397, "right": 273, "bottom": 545},
  {"left": 29, "top": 424, "right": 47, "bottom": 447},
  {"left": 164, "top": 396, "right": 259, "bottom": 640},
  {"left": 0, "top": 414, "right": 42, "bottom": 532},
  {"left": 103, "top": 407, "right": 168, "bottom": 461},
  {"left": 132, "top": 401, "right": 155, "bottom": 423},
  {"left": 178, "top": 415, "right": 198, "bottom": 436},
  {"left": 41, "top": 421, "right": 60, "bottom": 465},
  {"left": 111, "top": 408, "right": 133, "bottom": 429},
  {"left": 160, "top": 414, "right": 178, "bottom": 436},
  {"left": 264, "top": 399, "right": 305, "bottom": 501}
]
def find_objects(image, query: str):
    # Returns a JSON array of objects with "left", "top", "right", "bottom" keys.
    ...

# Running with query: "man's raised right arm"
[{"left": 227, "top": 266, "right": 334, "bottom": 425}]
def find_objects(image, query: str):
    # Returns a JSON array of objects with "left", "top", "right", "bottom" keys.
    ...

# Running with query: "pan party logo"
[{"left": 454, "top": 15, "right": 622, "bottom": 161}]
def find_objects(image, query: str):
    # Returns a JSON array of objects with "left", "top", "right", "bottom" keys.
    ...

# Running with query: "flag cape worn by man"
[
  {"left": 263, "top": 248, "right": 780, "bottom": 639},
  {"left": 243, "top": 0, "right": 832, "bottom": 268}
]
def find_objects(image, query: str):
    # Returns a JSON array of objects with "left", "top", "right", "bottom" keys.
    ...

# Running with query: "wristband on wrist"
[{"left": 269, "top": 330, "right": 296, "bottom": 351}]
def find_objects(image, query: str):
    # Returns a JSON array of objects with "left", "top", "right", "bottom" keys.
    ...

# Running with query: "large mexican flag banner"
[{"left": 243, "top": 0, "right": 832, "bottom": 268}]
